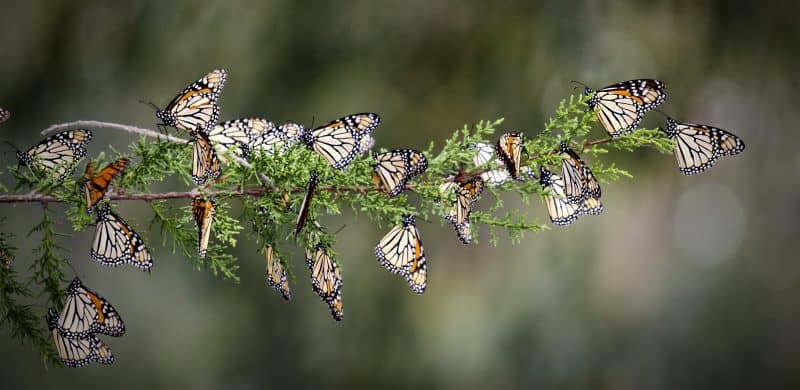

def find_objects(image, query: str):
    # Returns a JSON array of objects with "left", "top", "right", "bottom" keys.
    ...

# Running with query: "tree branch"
[{"left": 0, "top": 185, "right": 384, "bottom": 204}]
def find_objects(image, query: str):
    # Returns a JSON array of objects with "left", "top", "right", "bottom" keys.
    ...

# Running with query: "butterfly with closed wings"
[
  {"left": 581, "top": 79, "right": 666, "bottom": 137},
  {"left": 444, "top": 176, "right": 485, "bottom": 244},
  {"left": 375, "top": 215, "right": 427, "bottom": 294},
  {"left": 83, "top": 158, "right": 130, "bottom": 214},
  {"left": 155, "top": 69, "right": 227, "bottom": 134},
  {"left": 52, "top": 277, "right": 126, "bottom": 338},
  {"left": 91, "top": 203, "right": 153, "bottom": 271},
  {"left": 265, "top": 245, "right": 291, "bottom": 301},
  {"left": 300, "top": 113, "right": 380, "bottom": 169},
  {"left": 192, "top": 197, "right": 215, "bottom": 258},
  {"left": 372, "top": 149, "right": 428, "bottom": 197},
  {"left": 191, "top": 130, "right": 221, "bottom": 185},
  {"left": 661, "top": 117, "right": 745, "bottom": 175},
  {"left": 16, "top": 130, "right": 93, "bottom": 182},
  {"left": 208, "top": 117, "right": 275, "bottom": 160},
  {"left": 557, "top": 142, "right": 601, "bottom": 204},
  {"left": 306, "top": 244, "right": 344, "bottom": 321},
  {"left": 539, "top": 165, "right": 602, "bottom": 226},
  {"left": 47, "top": 308, "right": 114, "bottom": 367}
]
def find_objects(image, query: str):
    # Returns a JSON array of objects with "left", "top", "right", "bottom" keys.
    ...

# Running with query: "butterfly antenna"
[
  {"left": 570, "top": 80, "right": 589, "bottom": 91},
  {"left": 332, "top": 224, "right": 347, "bottom": 235},
  {"left": 139, "top": 100, "right": 160, "bottom": 111}
]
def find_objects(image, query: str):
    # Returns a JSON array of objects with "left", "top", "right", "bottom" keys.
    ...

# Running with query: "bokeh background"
[{"left": 1, "top": 1, "right": 798, "bottom": 388}]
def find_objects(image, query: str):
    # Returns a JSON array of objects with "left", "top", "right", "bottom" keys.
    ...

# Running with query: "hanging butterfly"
[
  {"left": 16, "top": 129, "right": 93, "bottom": 182},
  {"left": 91, "top": 203, "right": 153, "bottom": 271},
  {"left": 372, "top": 149, "right": 428, "bottom": 197},
  {"left": 444, "top": 177, "right": 485, "bottom": 244},
  {"left": 192, "top": 197, "right": 215, "bottom": 258},
  {"left": 0, "top": 107, "right": 9, "bottom": 124},
  {"left": 539, "top": 166, "right": 602, "bottom": 226},
  {"left": 208, "top": 118, "right": 275, "bottom": 160},
  {"left": 294, "top": 171, "right": 319, "bottom": 235},
  {"left": 47, "top": 309, "right": 114, "bottom": 367},
  {"left": 557, "top": 142, "right": 601, "bottom": 204},
  {"left": 306, "top": 244, "right": 343, "bottom": 321},
  {"left": 191, "top": 130, "right": 221, "bottom": 185},
  {"left": 265, "top": 245, "right": 291, "bottom": 301},
  {"left": 581, "top": 79, "right": 666, "bottom": 137},
  {"left": 83, "top": 158, "right": 130, "bottom": 213},
  {"left": 155, "top": 69, "right": 227, "bottom": 133},
  {"left": 661, "top": 117, "right": 745, "bottom": 175},
  {"left": 375, "top": 215, "right": 427, "bottom": 294},
  {"left": 496, "top": 132, "right": 525, "bottom": 179},
  {"left": 53, "top": 277, "right": 126, "bottom": 338},
  {"left": 300, "top": 113, "right": 380, "bottom": 169}
]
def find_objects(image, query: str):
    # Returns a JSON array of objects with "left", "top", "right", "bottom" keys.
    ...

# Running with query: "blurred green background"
[{"left": 1, "top": 0, "right": 798, "bottom": 388}]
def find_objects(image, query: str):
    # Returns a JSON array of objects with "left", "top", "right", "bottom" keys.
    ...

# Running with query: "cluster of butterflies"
[
  {"left": 9, "top": 73, "right": 747, "bottom": 362},
  {"left": 47, "top": 278, "right": 123, "bottom": 367}
]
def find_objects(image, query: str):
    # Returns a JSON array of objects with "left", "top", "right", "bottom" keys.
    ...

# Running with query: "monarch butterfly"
[
  {"left": 191, "top": 130, "right": 221, "bottom": 185},
  {"left": 375, "top": 215, "right": 427, "bottom": 294},
  {"left": 558, "top": 142, "right": 601, "bottom": 203},
  {"left": 294, "top": 171, "right": 319, "bottom": 235},
  {"left": 192, "top": 197, "right": 215, "bottom": 257},
  {"left": 83, "top": 158, "right": 130, "bottom": 213},
  {"left": 47, "top": 309, "right": 114, "bottom": 367},
  {"left": 250, "top": 121, "right": 303, "bottom": 156},
  {"left": 300, "top": 113, "right": 380, "bottom": 169},
  {"left": 208, "top": 118, "right": 275, "bottom": 160},
  {"left": 661, "top": 117, "right": 745, "bottom": 175},
  {"left": 306, "top": 244, "right": 343, "bottom": 321},
  {"left": 582, "top": 79, "right": 666, "bottom": 137},
  {"left": 372, "top": 149, "right": 428, "bottom": 197},
  {"left": 539, "top": 166, "right": 602, "bottom": 226},
  {"left": 444, "top": 177, "right": 484, "bottom": 244},
  {"left": 16, "top": 130, "right": 93, "bottom": 182},
  {"left": 155, "top": 69, "right": 227, "bottom": 133},
  {"left": 53, "top": 277, "right": 126, "bottom": 338},
  {"left": 496, "top": 132, "right": 525, "bottom": 179},
  {"left": 0, "top": 107, "right": 9, "bottom": 124},
  {"left": 470, "top": 142, "right": 512, "bottom": 186},
  {"left": 265, "top": 245, "right": 291, "bottom": 301},
  {"left": 91, "top": 203, "right": 153, "bottom": 271}
]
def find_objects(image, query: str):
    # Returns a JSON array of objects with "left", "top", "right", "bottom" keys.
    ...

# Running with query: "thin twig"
[
  {"left": 41, "top": 120, "right": 187, "bottom": 144},
  {"left": 40, "top": 120, "right": 262, "bottom": 176}
]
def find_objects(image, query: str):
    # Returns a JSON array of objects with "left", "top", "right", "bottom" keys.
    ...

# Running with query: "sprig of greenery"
[{"left": 0, "top": 93, "right": 679, "bottom": 363}]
